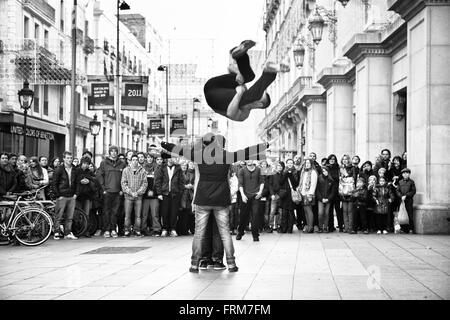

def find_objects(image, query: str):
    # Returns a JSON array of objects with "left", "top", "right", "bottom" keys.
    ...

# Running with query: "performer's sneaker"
[
  {"left": 231, "top": 40, "right": 256, "bottom": 59},
  {"left": 189, "top": 266, "right": 199, "bottom": 273},
  {"left": 263, "top": 61, "right": 290, "bottom": 73},
  {"left": 228, "top": 266, "right": 239, "bottom": 273},
  {"left": 213, "top": 261, "right": 227, "bottom": 270},
  {"left": 199, "top": 260, "right": 210, "bottom": 270}
]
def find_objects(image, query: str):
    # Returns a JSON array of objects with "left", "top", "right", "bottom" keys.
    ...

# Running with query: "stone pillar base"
[{"left": 414, "top": 205, "right": 450, "bottom": 234}]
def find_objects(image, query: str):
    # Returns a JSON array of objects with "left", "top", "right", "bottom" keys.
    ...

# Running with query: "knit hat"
[
  {"left": 80, "top": 156, "right": 91, "bottom": 165},
  {"left": 401, "top": 168, "right": 411, "bottom": 174},
  {"left": 108, "top": 145, "right": 119, "bottom": 153}
]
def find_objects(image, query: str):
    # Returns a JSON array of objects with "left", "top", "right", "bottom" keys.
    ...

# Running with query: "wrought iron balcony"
[{"left": 23, "top": 0, "right": 56, "bottom": 25}]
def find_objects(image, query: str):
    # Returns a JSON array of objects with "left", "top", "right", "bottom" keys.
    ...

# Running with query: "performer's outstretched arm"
[
  {"left": 225, "top": 143, "right": 269, "bottom": 163},
  {"left": 160, "top": 142, "right": 194, "bottom": 161}
]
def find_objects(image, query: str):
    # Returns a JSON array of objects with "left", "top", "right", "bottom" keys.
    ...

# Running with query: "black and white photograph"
[{"left": 0, "top": 0, "right": 449, "bottom": 312}]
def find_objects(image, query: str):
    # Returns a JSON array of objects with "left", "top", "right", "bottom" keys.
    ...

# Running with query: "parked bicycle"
[
  {"left": 12, "top": 187, "right": 90, "bottom": 238},
  {"left": 0, "top": 192, "right": 53, "bottom": 246}
]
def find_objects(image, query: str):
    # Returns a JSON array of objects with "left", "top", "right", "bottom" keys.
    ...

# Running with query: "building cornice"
[
  {"left": 316, "top": 66, "right": 352, "bottom": 89},
  {"left": 297, "top": 87, "right": 326, "bottom": 107},
  {"left": 263, "top": 0, "right": 281, "bottom": 32},
  {"left": 388, "top": 0, "right": 450, "bottom": 22},
  {"left": 343, "top": 22, "right": 407, "bottom": 65}
]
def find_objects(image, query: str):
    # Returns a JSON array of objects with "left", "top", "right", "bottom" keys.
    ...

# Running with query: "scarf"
[{"left": 301, "top": 168, "right": 312, "bottom": 192}]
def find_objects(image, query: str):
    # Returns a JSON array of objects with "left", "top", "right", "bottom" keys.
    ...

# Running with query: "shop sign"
[{"left": 10, "top": 125, "right": 55, "bottom": 140}]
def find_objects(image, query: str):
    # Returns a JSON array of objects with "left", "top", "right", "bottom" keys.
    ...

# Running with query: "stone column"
[
  {"left": 317, "top": 68, "right": 355, "bottom": 158},
  {"left": 389, "top": 0, "right": 450, "bottom": 234},
  {"left": 301, "top": 91, "right": 327, "bottom": 159}
]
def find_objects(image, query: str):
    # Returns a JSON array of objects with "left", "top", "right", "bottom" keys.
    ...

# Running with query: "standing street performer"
[{"left": 160, "top": 133, "right": 268, "bottom": 273}]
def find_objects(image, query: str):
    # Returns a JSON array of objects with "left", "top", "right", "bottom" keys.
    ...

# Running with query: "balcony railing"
[
  {"left": 23, "top": 0, "right": 56, "bottom": 24},
  {"left": 258, "top": 76, "right": 312, "bottom": 134},
  {"left": 0, "top": 38, "right": 87, "bottom": 86}
]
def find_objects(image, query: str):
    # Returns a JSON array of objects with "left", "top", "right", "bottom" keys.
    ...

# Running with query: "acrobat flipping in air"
[{"left": 203, "top": 40, "right": 290, "bottom": 122}]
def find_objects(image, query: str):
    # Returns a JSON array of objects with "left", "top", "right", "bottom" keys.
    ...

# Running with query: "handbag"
[
  {"left": 398, "top": 200, "right": 409, "bottom": 224},
  {"left": 288, "top": 178, "right": 302, "bottom": 204}
]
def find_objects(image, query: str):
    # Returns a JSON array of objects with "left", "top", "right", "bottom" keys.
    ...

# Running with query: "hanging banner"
[
  {"left": 170, "top": 118, "right": 186, "bottom": 135},
  {"left": 87, "top": 75, "right": 114, "bottom": 110},
  {"left": 121, "top": 76, "right": 149, "bottom": 111},
  {"left": 148, "top": 119, "right": 164, "bottom": 135}
]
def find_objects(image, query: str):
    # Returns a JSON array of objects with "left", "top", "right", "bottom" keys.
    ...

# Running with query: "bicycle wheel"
[
  {"left": 12, "top": 208, "right": 53, "bottom": 246},
  {"left": 72, "top": 208, "right": 88, "bottom": 237},
  {"left": 87, "top": 211, "right": 99, "bottom": 236}
]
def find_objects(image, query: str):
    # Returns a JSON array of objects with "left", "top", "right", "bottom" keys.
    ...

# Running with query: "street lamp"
[
  {"left": 337, "top": 0, "right": 350, "bottom": 7},
  {"left": 89, "top": 114, "right": 101, "bottom": 166},
  {"left": 17, "top": 80, "right": 34, "bottom": 155},
  {"left": 158, "top": 65, "right": 169, "bottom": 142},
  {"left": 207, "top": 117, "right": 213, "bottom": 130},
  {"left": 308, "top": 8, "right": 325, "bottom": 45},
  {"left": 115, "top": 0, "right": 130, "bottom": 149},
  {"left": 192, "top": 97, "right": 200, "bottom": 143},
  {"left": 293, "top": 41, "right": 306, "bottom": 68},
  {"left": 132, "top": 125, "right": 141, "bottom": 151}
]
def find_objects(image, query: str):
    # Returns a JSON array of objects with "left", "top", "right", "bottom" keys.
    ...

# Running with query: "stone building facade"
[
  {"left": 0, "top": 0, "right": 165, "bottom": 164},
  {"left": 257, "top": 0, "right": 450, "bottom": 234}
]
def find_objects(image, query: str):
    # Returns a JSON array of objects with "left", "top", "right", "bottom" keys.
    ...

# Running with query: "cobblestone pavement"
[{"left": 0, "top": 231, "right": 449, "bottom": 300}]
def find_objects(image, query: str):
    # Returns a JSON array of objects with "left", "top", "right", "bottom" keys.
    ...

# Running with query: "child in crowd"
[
  {"left": 373, "top": 176, "right": 395, "bottom": 234},
  {"left": 366, "top": 175, "right": 378, "bottom": 232},
  {"left": 351, "top": 177, "right": 369, "bottom": 234},
  {"left": 396, "top": 168, "right": 416, "bottom": 234}
]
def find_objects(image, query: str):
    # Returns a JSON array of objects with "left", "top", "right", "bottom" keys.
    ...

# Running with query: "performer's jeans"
[
  {"left": 124, "top": 197, "right": 142, "bottom": 232},
  {"left": 103, "top": 192, "right": 121, "bottom": 233},
  {"left": 238, "top": 195, "right": 261, "bottom": 238},
  {"left": 318, "top": 201, "right": 330, "bottom": 230},
  {"left": 55, "top": 196, "right": 76, "bottom": 235},
  {"left": 142, "top": 198, "right": 161, "bottom": 232},
  {"left": 201, "top": 214, "right": 224, "bottom": 263},
  {"left": 161, "top": 193, "right": 180, "bottom": 231},
  {"left": 342, "top": 201, "right": 354, "bottom": 232},
  {"left": 191, "top": 205, "right": 235, "bottom": 268}
]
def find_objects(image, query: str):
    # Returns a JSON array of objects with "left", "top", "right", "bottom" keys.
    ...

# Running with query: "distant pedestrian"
[
  {"left": 76, "top": 157, "right": 97, "bottom": 238},
  {"left": 298, "top": 159, "right": 318, "bottom": 233}
]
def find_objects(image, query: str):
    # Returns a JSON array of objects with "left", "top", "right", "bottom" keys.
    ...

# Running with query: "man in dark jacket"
[
  {"left": 96, "top": 145, "right": 127, "bottom": 238},
  {"left": 267, "top": 161, "right": 284, "bottom": 232},
  {"left": 154, "top": 157, "right": 183, "bottom": 237},
  {"left": 52, "top": 151, "right": 79, "bottom": 240},
  {"left": 0, "top": 153, "right": 17, "bottom": 196},
  {"left": 161, "top": 133, "right": 268, "bottom": 273},
  {"left": 140, "top": 152, "right": 161, "bottom": 236},
  {"left": 237, "top": 160, "right": 264, "bottom": 241},
  {"left": 76, "top": 157, "right": 97, "bottom": 237}
]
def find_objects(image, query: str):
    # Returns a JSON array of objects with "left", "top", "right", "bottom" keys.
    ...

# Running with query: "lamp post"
[
  {"left": 89, "top": 114, "right": 101, "bottom": 166},
  {"left": 158, "top": 65, "right": 169, "bottom": 141},
  {"left": 293, "top": 41, "right": 306, "bottom": 68},
  {"left": 17, "top": 80, "right": 34, "bottom": 155},
  {"left": 192, "top": 97, "right": 200, "bottom": 143},
  {"left": 116, "top": 0, "right": 130, "bottom": 149},
  {"left": 207, "top": 117, "right": 213, "bottom": 130},
  {"left": 132, "top": 126, "right": 141, "bottom": 152}
]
